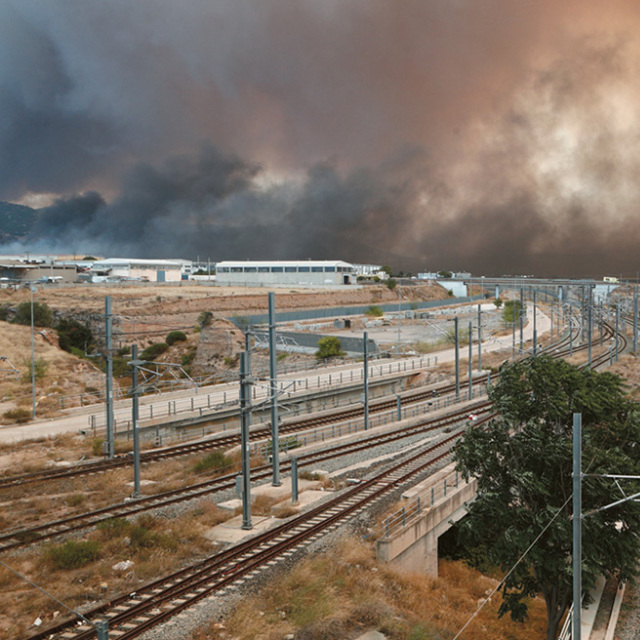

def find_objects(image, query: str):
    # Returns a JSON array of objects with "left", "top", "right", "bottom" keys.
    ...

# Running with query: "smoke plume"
[{"left": 3, "top": 1, "right": 640, "bottom": 276}]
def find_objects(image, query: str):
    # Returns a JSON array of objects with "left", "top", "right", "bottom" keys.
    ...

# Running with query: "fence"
[{"left": 381, "top": 467, "right": 472, "bottom": 538}]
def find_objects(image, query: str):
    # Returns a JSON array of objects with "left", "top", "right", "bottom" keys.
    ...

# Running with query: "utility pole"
[
  {"left": 572, "top": 412, "right": 583, "bottom": 640},
  {"left": 268, "top": 293, "right": 281, "bottom": 486},
  {"left": 30, "top": 285, "right": 36, "bottom": 419},
  {"left": 615, "top": 304, "right": 620, "bottom": 362},
  {"left": 363, "top": 331, "right": 370, "bottom": 430},
  {"left": 634, "top": 287, "right": 638, "bottom": 355},
  {"left": 519, "top": 288, "right": 524, "bottom": 352},
  {"left": 454, "top": 317, "right": 460, "bottom": 400},
  {"left": 477, "top": 304, "right": 482, "bottom": 372},
  {"left": 105, "top": 296, "right": 115, "bottom": 458},
  {"left": 397, "top": 284, "right": 402, "bottom": 351},
  {"left": 533, "top": 290, "right": 537, "bottom": 356},
  {"left": 587, "top": 290, "right": 592, "bottom": 368},
  {"left": 239, "top": 351, "right": 252, "bottom": 530},
  {"left": 129, "top": 344, "right": 142, "bottom": 499},
  {"left": 468, "top": 321, "right": 473, "bottom": 400}
]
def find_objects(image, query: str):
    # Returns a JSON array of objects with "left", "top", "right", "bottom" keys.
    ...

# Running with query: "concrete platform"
[{"left": 206, "top": 477, "right": 330, "bottom": 545}]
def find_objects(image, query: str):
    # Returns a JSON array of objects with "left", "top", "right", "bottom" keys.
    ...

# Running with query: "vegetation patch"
[
  {"left": 46, "top": 540, "right": 101, "bottom": 570},
  {"left": 166, "top": 330, "right": 187, "bottom": 346},
  {"left": 140, "top": 342, "right": 169, "bottom": 361},
  {"left": 193, "top": 450, "right": 229, "bottom": 474}
]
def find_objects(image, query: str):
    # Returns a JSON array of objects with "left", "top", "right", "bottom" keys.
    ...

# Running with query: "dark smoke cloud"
[{"left": 4, "top": 1, "right": 640, "bottom": 276}]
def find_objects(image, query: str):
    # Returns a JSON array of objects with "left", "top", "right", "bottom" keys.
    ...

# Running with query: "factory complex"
[{"left": 0, "top": 255, "right": 392, "bottom": 287}]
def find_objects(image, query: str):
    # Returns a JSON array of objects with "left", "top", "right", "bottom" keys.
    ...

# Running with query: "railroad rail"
[
  {"left": 0, "top": 404, "right": 493, "bottom": 552},
  {"left": 23, "top": 420, "right": 484, "bottom": 640}
]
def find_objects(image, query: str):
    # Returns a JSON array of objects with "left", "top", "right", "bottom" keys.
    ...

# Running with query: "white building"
[
  {"left": 88, "top": 258, "right": 191, "bottom": 283},
  {"left": 215, "top": 260, "right": 355, "bottom": 286}
]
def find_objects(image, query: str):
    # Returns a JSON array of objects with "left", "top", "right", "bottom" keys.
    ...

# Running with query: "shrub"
[
  {"left": 47, "top": 540, "right": 100, "bottom": 569},
  {"left": 365, "top": 305, "right": 383, "bottom": 317},
  {"left": 2, "top": 408, "right": 31, "bottom": 424},
  {"left": 502, "top": 299, "right": 524, "bottom": 324},
  {"left": 181, "top": 350, "right": 196, "bottom": 366},
  {"left": 0, "top": 305, "right": 10, "bottom": 321},
  {"left": 166, "top": 330, "right": 187, "bottom": 346},
  {"left": 193, "top": 450, "right": 229, "bottom": 473},
  {"left": 56, "top": 318, "right": 94, "bottom": 353},
  {"left": 91, "top": 438, "right": 105, "bottom": 456},
  {"left": 197, "top": 311, "right": 213, "bottom": 327},
  {"left": 494, "top": 297, "right": 503, "bottom": 309},
  {"left": 97, "top": 517, "right": 130, "bottom": 538},
  {"left": 386, "top": 278, "right": 397, "bottom": 290},
  {"left": 140, "top": 342, "right": 169, "bottom": 361},
  {"left": 315, "top": 336, "right": 345, "bottom": 361},
  {"left": 12, "top": 301, "right": 53, "bottom": 327},
  {"left": 21, "top": 357, "right": 48, "bottom": 382}
]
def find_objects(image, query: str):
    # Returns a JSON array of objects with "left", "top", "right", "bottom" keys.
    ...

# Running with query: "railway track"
[
  {"left": 0, "top": 403, "right": 493, "bottom": 552},
  {"left": 23, "top": 419, "right": 484, "bottom": 640},
  {"left": 0, "top": 375, "right": 487, "bottom": 491},
  {"left": 12, "top": 313, "right": 628, "bottom": 639}
]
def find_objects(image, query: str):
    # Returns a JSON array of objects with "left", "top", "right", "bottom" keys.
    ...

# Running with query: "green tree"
[
  {"left": 455, "top": 356, "right": 640, "bottom": 640},
  {"left": 56, "top": 318, "right": 94, "bottom": 353},
  {"left": 381, "top": 265, "right": 393, "bottom": 277},
  {"left": 365, "top": 305, "right": 383, "bottom": 317},
  {"left": 437, "top": 270, "right": 452, "bottom": 278},
  {"left": 502, "top": 299, "right": 524, "bottom": 323},
  {"left": 315, "top": 336, "right": 345, "bottom": 361},
  {"left": 386, "top": 278, "right": 397, "bottom": 290},
  {"left": 494, "top": 297, "right": 503, "bottom": 309},
  {"left": 13, "top": 301, "right": 53, "bottom": 327}
]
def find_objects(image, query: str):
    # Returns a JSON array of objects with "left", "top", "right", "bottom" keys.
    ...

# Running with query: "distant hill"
[{"left": 0, "top": 201, "right": 36, "bottom": 243}]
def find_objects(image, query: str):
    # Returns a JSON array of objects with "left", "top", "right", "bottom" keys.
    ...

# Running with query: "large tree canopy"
[{"left": 455, "top": 355, "right": 640, "bottom": 640}]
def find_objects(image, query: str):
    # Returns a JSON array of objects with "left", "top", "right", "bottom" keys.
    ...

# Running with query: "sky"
[{"left": 2, "top": 0, "right": 640, "bottom": 276}]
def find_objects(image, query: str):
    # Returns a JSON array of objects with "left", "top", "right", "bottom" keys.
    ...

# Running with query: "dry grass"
[
  {"left": 0, "top": 503, "right": 224, "bottom": 639},
  {"left": 190, "top": 534, "right": 547, "bottom": 640}
]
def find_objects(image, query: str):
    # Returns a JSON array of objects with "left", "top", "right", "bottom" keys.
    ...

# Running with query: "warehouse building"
[
  {"left": 215, "top": 260, "right": 355, "bottom": 286},
  {"left": 87, "top": 258, "right": 191, "bottom": 283}
]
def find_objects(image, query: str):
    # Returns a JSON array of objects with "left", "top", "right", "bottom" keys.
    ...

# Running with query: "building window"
[
  {"left": 218, "top": 267, "right": 230, "bottom": 273},
  {"left": 271, "top": 267, "right": 283, "bottom": 272},
  {"left": 231, "top": 267, "right": 243, "bottom": 273},
  {"left": 312, "top": 267, "right": 323, "bottom": 272},
  {"left": 258, "top": 266, "right": 270, "bottom": 272},
  {"left": 285, "top": 267, "right": 297, "bottom": 272},
  {"left": 299, "top": 266, "right": 310, "bottom": 272},
  {"left": 244, "top": 267, "right": 257, "bottom": 272},
  {"left": 324, "top": 266, "right": 336, "bottom": 272}
]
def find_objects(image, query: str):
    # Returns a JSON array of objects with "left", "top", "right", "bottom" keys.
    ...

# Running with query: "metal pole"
[
  {"left": 244, "top": 330, "right": 253, "bottom": 428},
  {"left": 96, "top": 620, "right": 109, "bottom": 640},
  {"left": 570, "top": 307, "right": 573, "bottom": 357},
  {"left": 30, "top": 286, "right": 36, "bottom": 419},
  {"left": 634, "top": 288, "right": 638, "bottom": 354},
  {"left": 397, "top": 285, "right": 401, "bottom": 351},
  {"left": 468, "top": 321, "right": 473, "bottom": 400},
  {"left": 519, "top": 288, "right": 524, "bottom": 352},
  {"left": 533, "top": 290, "right": 537, "bottom": 356},
  {"left": 130, "top": 344, "right": 141, "bottom": 499},
  {"left": 588, "top": 291, "right": 592, "bottom": 368},
  {"left": 291, "top": 457, "right": 299, "bottom": 504},
  {"left": 396, "top": 394, "right": 402, "bottom": 421},
  {"left": 239, "top": 351, "right": 252, "bottom": 530},
  {"left": 477, "top": 303, "right": 482, "bottom": 372},
  {"left": 363, "top": 331, "right": 369, "bottom": 430},
  {"left": 454, "top": 317, "right": 460, "bottom": 400},
  {"left": 105, "top": 296, "right": 115, "bottom": 458},
  {"left": 268, "top": 293, "right": 281, "bottom": 486},
  {"left": 615, "top": 304, "right": 620, "bottom": 362},
  {"left": 573, "top": 412, "right": 583, "bottom": 640}
]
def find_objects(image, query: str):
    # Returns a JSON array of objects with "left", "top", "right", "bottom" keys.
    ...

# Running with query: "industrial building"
[
  {"left": 87, "top": 258, "right": 191, "bottom": 283},
  {"left": 215, "top": 260, "right": 355, "bottom": 286}
]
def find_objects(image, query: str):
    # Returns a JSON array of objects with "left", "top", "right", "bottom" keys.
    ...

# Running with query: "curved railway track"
[
  {"left": 23, "top": 419, "right": 485, "bottom": 640},
  {"left": 11, "top": 313, "right": 628, "bottom": 639},
  {"left": 0, "top": 375, "right": 488, "bottom": 491},
  {"left": 0, "top": 403, "right": 494, "bottom": 552}
]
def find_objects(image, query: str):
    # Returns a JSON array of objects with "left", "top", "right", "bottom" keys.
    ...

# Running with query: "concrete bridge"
[{"left": 376, "top": 463, "right": 476, "bottom": 577}]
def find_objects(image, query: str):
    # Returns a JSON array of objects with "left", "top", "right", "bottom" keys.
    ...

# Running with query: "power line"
[{"left": 452, "top": 495, "right": 572, "bottom": 640}]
